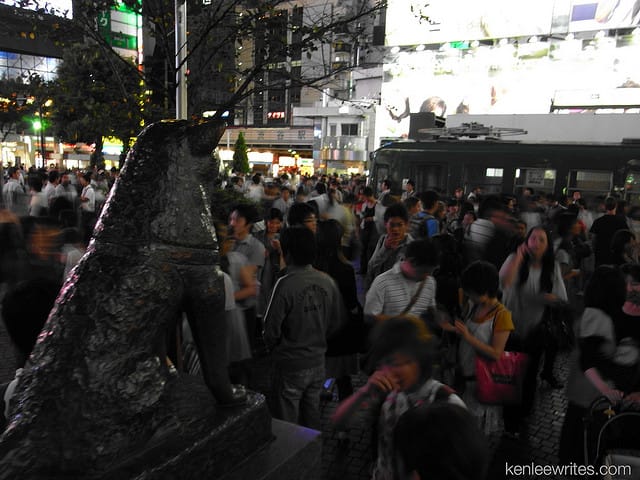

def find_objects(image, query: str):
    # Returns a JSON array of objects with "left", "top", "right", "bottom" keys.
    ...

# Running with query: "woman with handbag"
[
  {"left": 499, "top": 226, "right": 567, "bottom": 438},
  {"left": 454, "top": 261, "right": 514, "bottom": 435}
]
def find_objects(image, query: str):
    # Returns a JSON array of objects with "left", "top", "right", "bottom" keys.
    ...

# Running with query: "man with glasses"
[{"left": 365, "top": 203, "right": 413, "bottom": 291}]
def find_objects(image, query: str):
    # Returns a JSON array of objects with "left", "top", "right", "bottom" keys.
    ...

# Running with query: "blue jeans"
[{"left": 270, "top": 365, "right": 325, "bottom": 430}]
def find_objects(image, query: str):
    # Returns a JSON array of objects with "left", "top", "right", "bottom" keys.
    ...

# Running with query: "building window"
[
  {"left": 485, "top": 168, "right": 503, "bottom": 177},
  {"left": 329, "top": 124, "right": 337, "bottom": 136},
  {"left": 341, "top": 123, "right": 358, "bottom": 136}
]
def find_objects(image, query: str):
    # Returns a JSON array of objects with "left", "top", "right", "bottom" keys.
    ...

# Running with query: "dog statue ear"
[{"left": 187, "top": 119, "right": 226, "bottom": 155}]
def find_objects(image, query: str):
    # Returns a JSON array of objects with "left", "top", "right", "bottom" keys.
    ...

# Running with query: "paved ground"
[
  {"left": 245, "top": 264, "right": 573, "bottom": 480},
  {"left": 0, "top": 277, "right": 572, "bottom": 480},
  {"left": 247, "top": 350, "right": 571, "bottom": 480}
]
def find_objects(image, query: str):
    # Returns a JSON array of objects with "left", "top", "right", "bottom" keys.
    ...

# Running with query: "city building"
[
  {"left": 0, "top": 1, "right": 70, "bottom": 168},
  {"left": 0, "top": 0, "right": 140, "bottom": 170},
  {"left": 227, "top": 0, "right": 385, "bottom": 176}
]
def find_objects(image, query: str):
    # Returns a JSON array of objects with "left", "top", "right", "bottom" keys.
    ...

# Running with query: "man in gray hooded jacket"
[{"left": 263, "top": 226, "right": 345, "bottom": 429}]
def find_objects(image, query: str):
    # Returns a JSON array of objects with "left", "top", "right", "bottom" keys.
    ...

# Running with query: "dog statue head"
[{"left": 94, "top": 119, "right": 225, "bottom": 250}]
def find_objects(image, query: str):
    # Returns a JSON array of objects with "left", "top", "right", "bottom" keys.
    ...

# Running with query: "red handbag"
[{"left": 475, "top": 351, "right": 529, "bottom": 405}]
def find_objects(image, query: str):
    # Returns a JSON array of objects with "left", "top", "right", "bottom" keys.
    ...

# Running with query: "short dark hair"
[
  {"left": 477, "top": 195, "right": 506, "bottom": 219},
  {"left": 287, "top": 202, "right": 316, "bottom": 227},
  {"left": 266, "top": 207, "right": 284, "bottom": 222},
  {"left": 231, "top": 203, "right": 259, "bottom": 224},
  {"left": 461, "top": 260, "right": 500, "bottom": 298},
  {"left": 419, "top": 190, "right": 439, "bottom": 210},
  {"left": 403, "top": 196, "right": 421, "bottom": 210},
  {"left": 382, "top": 179, "right": 392, "bottom": 190},
  {"left": 48, "top": 170, "right": 59, "bottom": 183},
  {"left": 584, "top": 265, "right": 626, "bottom": 317},
  {"left": 405, "top": 238, "right": 440, "bottom": 268},
  {"left": 394, "top": 402, "right": 489, "bottom": 480},
  {"left": 384, "top": 203, "right": 409, "bottom": 223},
  {"left": 604, "top": 196, "right": 617, "bottom": 212},
  {"left": 362, "top": 186, "right": 374, "bottom": 197},
  {"left": 281, "top": 226, "right": 316, "bottom": 265},
  {"left": 406, "top": 179, "right": 415, "bottom": 188}
]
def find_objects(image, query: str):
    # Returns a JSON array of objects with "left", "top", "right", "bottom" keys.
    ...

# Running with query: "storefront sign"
[{"left": 526, "top": 169, "right": 545, "bottom": 186}]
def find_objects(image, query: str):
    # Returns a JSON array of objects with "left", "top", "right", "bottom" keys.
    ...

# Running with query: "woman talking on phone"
[{"left": 499, "top": 226, "right": 567, "bottom": 438}]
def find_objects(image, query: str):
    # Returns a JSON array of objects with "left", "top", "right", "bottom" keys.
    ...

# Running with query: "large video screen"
[
  {"left": 568, "top": 1, "right": 640, "bottom": 32},
  {"left": 386, "top": 0, "right": 640, "bottom": 47},
  {"left": 0, "top": 0, "right": 73, "bottom": 18},
  {"left": 377, "top": 37, "right": 640, "bottom": 140}
]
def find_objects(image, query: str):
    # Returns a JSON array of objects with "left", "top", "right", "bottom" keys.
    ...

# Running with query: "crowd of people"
[
  {"left": 0, "top": 165, "right": 117, "bottom": 292},
  {"left": 3, "top": 164, "right": 640, "bottom": 478},
  {"left": 221, "top": 172, "right": 640, "bottom": 478}
]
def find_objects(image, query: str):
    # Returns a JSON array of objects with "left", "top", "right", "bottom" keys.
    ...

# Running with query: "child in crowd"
[{"left": 332, "top": 316, "right": 465, "bottom": 480}]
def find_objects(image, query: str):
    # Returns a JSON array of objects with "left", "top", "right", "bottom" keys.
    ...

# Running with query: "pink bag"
[{"left": 475, "top": 351, "right": 529, "bottom": 405}]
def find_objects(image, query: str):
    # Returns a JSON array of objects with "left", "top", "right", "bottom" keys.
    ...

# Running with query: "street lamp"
[
  {"left": 32, "top": 115, "right": 45, "bottom": 165},
  {"left": 30, "top": 99, "right": 52, "bottom": 167}
]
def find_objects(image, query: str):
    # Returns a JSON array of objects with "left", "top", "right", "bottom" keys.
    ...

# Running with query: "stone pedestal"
[
  {"left": 99, "top": 378, "right": 273, "bottom": 480},
  {"left": 221, "top": 419, "right": 322, "bottom": 480}
]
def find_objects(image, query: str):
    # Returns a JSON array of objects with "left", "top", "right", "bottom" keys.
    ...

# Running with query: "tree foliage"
[
  {"left": 0, "top": 73, "right": 53, "bottom": 142},
  {"left": 231, "top": 132, "right": 249, "bottom": 174},
  {"left": 49, "top": 42, "right": 145, "bottom": 167}
]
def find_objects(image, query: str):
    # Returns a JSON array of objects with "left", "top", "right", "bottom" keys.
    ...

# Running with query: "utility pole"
[
  {"left": 175, "top": 0, "right": 188, "bottom": 120},
  {"left": 39, "top": 103, "right": 46, "bottom": 165}
]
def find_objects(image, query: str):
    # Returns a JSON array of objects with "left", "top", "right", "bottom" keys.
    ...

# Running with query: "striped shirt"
[
  {"left": 464, "top": 218, "right": 495, "bottom": 263},
  {"left": 364, "top": 262, "right": 437, "bottom": 318}
]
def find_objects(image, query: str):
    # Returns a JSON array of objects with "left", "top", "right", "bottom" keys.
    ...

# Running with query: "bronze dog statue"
[{"left": 0, "top": 119, "right": 244, "bottom": 477}]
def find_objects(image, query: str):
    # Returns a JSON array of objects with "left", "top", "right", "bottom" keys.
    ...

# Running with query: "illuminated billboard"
[
  {"left": 378, "top": 35, "right": 640, "bottom": 139},
  {"left": 386, "top": 0, "right": 640, "bottom": 47},
  {"left": 0, "top": 0, "right": 72, "bottom": 18},
  {"left": 568, "top": 0, "right": 640, "bottom": 32},
  {"left": 98, "top": 1, "right": 142, "bottom": 62},
  {"left": 386, "top": 0, "right": 556, "bottom": 46}
]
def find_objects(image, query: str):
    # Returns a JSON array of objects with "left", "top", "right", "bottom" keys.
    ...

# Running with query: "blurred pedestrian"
[
  {"left": 394, "top": 402, "right": 489, "bottom": 480},
  {"left": 500, "top": 226, "right": 567, "bottom": 437},
  {"left": 264, "top": 227, "right": 345, "bottom": 429},
  {"left": 332, "top": 316, "right": 465, "bottom": 480}
]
